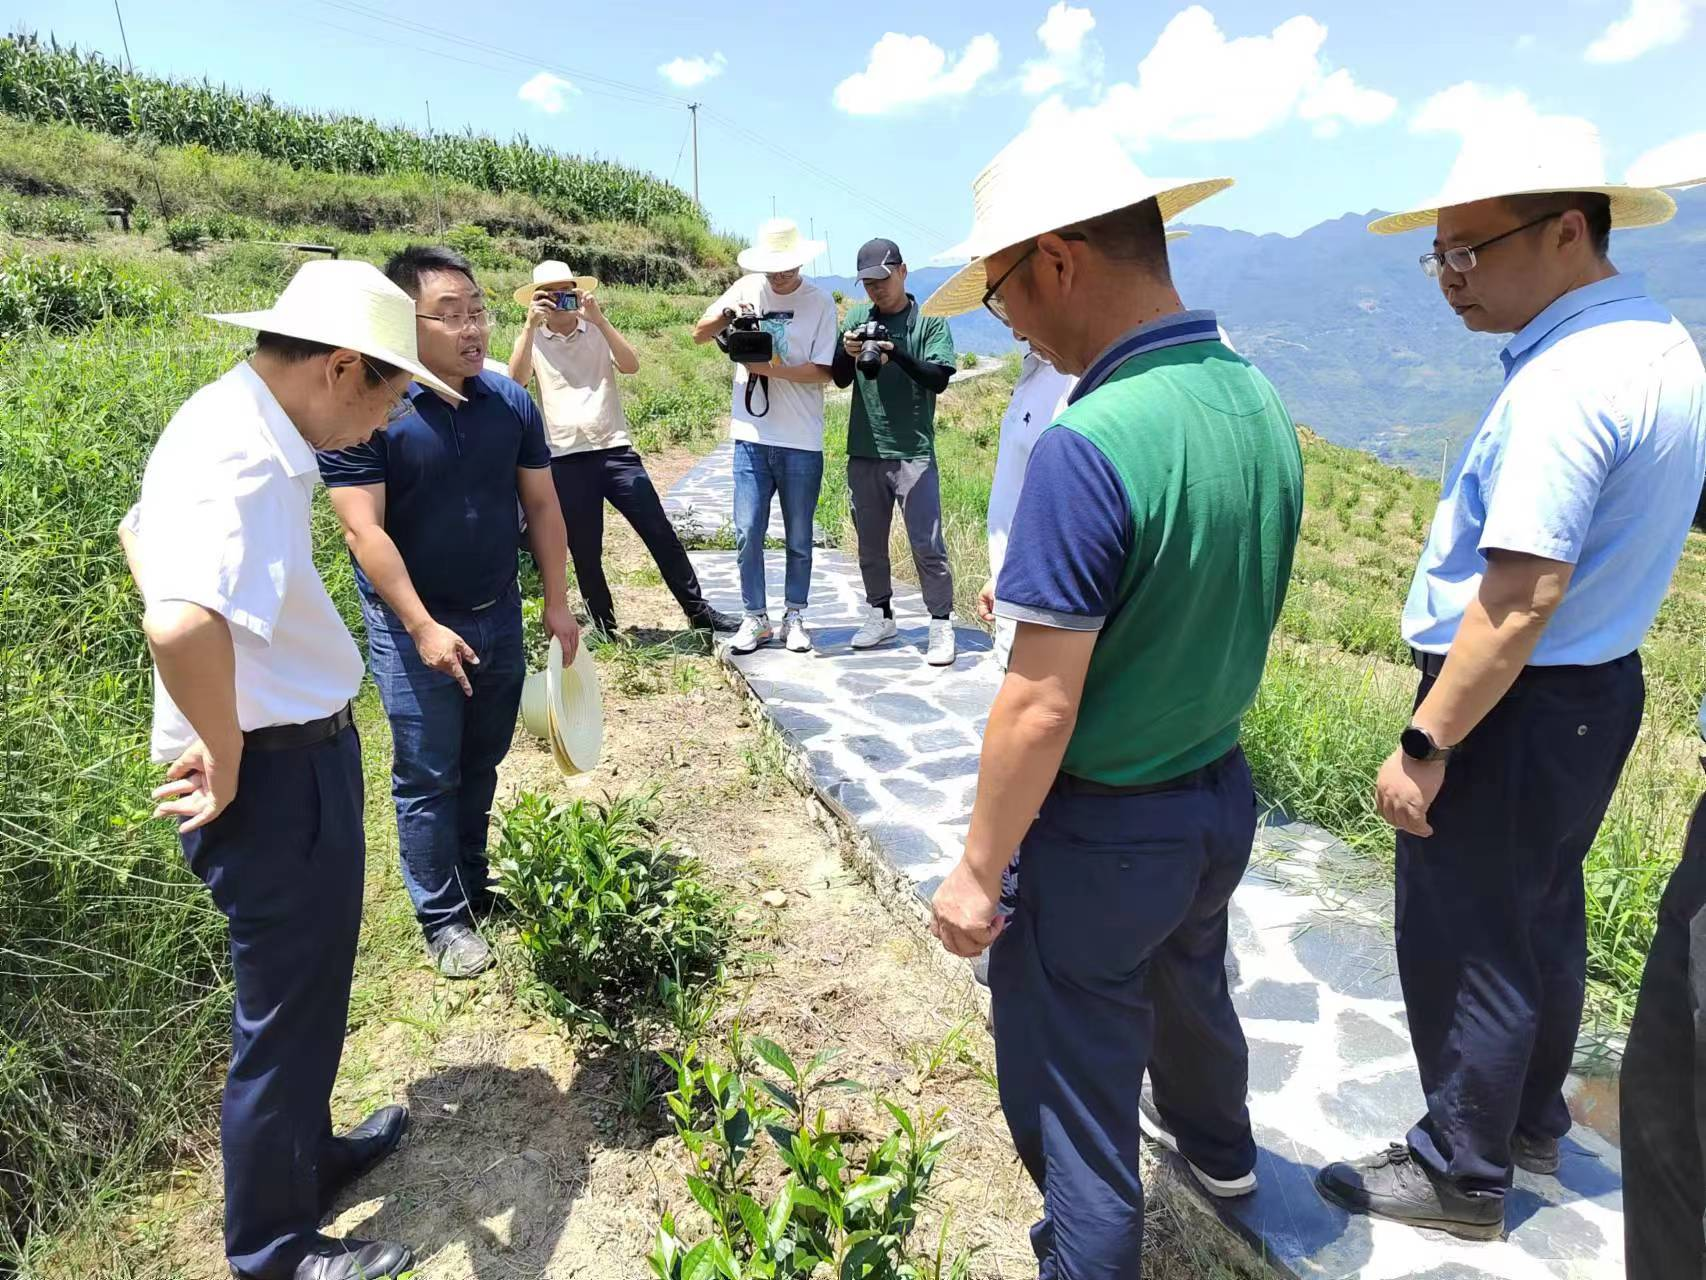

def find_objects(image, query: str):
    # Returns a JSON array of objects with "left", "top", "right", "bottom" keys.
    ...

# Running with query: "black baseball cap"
[{"left": 855, "top": 238, "right": 904, "bottom": 280}]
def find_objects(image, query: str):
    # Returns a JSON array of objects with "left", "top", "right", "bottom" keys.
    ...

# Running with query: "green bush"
[
  {"left": 0, "top": 34, "right": 700, "bottom": 228},
  {"left": 163, "top": 213, "right": 206, "bottom": 250},
  {"left": 493, "top": 792, "right": 730, "bottom": 1041},
  {"left": 0, "top": 192, "right": 92, "bottom": 239},
  {"left": 650, "top": 1036, "right": 971, "bottom": 1280},
  {"left": 0, "top": 251, "right": 176, "bottom": 337}
]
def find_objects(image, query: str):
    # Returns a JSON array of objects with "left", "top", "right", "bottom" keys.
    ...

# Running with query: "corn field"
[{"left": 0, "top": 34, "right": 701, "bottom": 228}]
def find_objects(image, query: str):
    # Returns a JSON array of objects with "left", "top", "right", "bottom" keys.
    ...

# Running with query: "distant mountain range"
[{"left": 814, "top": 187, "right": 1706, "bottom": 473}]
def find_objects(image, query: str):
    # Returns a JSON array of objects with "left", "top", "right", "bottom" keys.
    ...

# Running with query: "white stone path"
[{"left": 667, "top": 453, "right": 1625, "bottom": 1280}]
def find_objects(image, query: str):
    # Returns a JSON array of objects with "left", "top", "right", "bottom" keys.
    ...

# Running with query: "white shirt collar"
[{"left": 234, "top": 361, "right": 319, "bottom": 479}]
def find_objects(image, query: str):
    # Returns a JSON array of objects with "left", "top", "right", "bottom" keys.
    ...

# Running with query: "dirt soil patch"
[{"left": 123, "top": 443, "right": 1258, "bottom": 1280}]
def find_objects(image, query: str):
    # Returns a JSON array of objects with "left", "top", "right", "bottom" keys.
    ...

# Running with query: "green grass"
[{"left": 0, "top": 317, "right": 247, "bottom": 1263}]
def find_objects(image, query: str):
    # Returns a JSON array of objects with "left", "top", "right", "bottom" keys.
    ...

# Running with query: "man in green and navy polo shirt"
[
  {"left": 924, "top": 126, "right": 1302, "bottom": 1280},
  {"left": 831, "top": 238, "right": 961, "bottom": 666}
]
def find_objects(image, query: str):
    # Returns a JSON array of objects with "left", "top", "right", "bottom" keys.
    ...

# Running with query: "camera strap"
[{"left": 744, "top": 371, "right": 770, "bottom": 418}]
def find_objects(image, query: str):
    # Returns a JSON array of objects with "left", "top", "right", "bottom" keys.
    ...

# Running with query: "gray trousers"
[{"left": 847, "top": 456, "right": 954, "bottom": 618}]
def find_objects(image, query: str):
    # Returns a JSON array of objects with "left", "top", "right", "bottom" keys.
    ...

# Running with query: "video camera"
[
  {"left": 716, "top": 305, "right": 773, "bottom": 364},
  {"left": 850, "top": 320, "right": 890, "bottom": 378}
]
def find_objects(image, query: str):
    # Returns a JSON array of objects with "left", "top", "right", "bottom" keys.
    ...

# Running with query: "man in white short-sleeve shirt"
[
  {"left": 119, "top": 262, "right": 444, "bottom": 1280},
  {"left": 509, "top": 260, "right": 737, "bottom": 638},
  {"left": 693, "top": 218, "right": 837, "bottom": 655},
  {"left": 979, "top": 345, "right": 1076, "bottom": 668}
]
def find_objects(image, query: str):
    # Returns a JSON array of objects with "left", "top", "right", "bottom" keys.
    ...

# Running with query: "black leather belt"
[
  {"left": 1411, "top": 648, "right": 1447, "bottom": 677},
  {"left": 244, "top": 703, "right": 353, "bottom": 752},
  {"left": 1058, "top": 747, "right": 1238, "bottom": 797}
]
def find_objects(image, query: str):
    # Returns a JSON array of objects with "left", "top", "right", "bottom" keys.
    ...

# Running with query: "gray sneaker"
[{"left": 428, "top": 924, "right": 492, "bottom": 979}]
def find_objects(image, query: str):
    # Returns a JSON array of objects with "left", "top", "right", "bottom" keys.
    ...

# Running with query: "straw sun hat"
[
  {"left": 922, "top": 126, "right": 1231, "bottom": 318},
  {"left": 738, "top": 217, "right": 827, "bottom": 274},
  {"left": 513, "top": 259, "right": 601, "bottom": 304},
  {"left": 207, "top": 259, "right": 462, "bottom": 400},
  {"left": 1368, "top": 126, "right": 1702, "bottom": 235},
  {"left": 520, "top": 636, "right": 604, "bottom": 776}
]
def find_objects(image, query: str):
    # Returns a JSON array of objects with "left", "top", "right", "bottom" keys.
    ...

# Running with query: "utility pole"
[
  {"left": 425, "top": 100, "right": 444, "bottom": 236},
  {"left": 112, "top": 0, "right": 135, "bottom": 72},
  {"left": 688, "top": 102, "right": 701, "bottom": 209}
]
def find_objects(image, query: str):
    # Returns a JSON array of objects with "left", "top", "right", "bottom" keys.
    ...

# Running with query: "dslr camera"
[
  {"left": 716, "top": 305, "right": 773, "bottom": 364},
  {"left": 850, "top": 320, "right": 890, "bottom": 378}
]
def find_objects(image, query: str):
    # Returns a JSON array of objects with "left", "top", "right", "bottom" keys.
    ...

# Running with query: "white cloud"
[
  {"left": 517, "top": 71, "right": 577, "bottom": 114},
  {"left": 833, "top": 32, "right": 1000, "bottom": 115},
  {"left": 1021, "top": 2, "right": 1100, "bottom": 96},
  {"left": 659, "top": 52, "right": 727, "bottom": 88},
  {"left": 1029, "top": 7, "right": 1394, "bottom": 147},
  {"left": 1410, "top": 83, "right": 1604, "bottom": 202},
  {"left": 1627, "top": 131, "right": 1706, "bottom": 185},
  {"left": 1585, "top": 0, "right": 1695, "bottom": 63}
]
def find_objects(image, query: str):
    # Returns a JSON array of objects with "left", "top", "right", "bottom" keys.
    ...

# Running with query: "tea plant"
[
  {"left": 492, "top": 792, "right": 731, "bottom": 1042},
  {"left": 650, "top": 1038, "right": 972, "bottom": 1280}
]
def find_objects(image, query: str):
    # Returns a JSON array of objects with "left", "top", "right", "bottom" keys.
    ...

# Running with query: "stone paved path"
[{"left": 679, "top": 533, "right": 1625, "bottom": 1279}]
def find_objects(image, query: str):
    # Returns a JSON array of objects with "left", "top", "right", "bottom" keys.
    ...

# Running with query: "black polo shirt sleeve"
[
  {"left": 316, "top": 430, "right": 387, "bottom": 488},
  {"left": 489, "top": 373, "right": 550, "bottom": 469}
]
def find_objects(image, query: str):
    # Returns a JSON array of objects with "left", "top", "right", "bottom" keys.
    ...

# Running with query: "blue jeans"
[
  {"left": 990, "top": 749, "right": 1258, "bottom": 1280},
  {"left": 364, "top": 582, "right": 525, "bottom": 943},
  {"left": 732, "top": 439, "right": 822, "bottom": 616}
]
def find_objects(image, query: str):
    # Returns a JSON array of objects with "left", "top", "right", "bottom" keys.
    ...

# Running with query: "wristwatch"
[{"left": 1400, "top": 724, "right": 1453, "bottom": 764}]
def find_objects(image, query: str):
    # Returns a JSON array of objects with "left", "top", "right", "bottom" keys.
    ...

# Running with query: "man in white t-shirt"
[
  {"left": 509, "top": 260, "right": 737, "bottom": 638},
  {"left": 979, "top": 345, "right": 1076, "bottom": 668},
  {"left": 693, "top": 218, "right": 837, "bottom": 655}
]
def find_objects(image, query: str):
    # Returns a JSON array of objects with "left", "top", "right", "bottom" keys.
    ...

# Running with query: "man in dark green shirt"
[
  {"left": 923, "top": 127, "right": 1299, "bottom": 1280},
  {"left": 831, "top": 238, "right": 960, "bottom": 666}
]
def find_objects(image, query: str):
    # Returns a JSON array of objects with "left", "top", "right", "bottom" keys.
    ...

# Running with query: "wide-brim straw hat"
[
  {"left": 519, "top": 636, "right": 603, "bottom": 775},
  {"left": 924, "top": 229, "right": 1192, "bottom": 320},
  {"left": 737, "top": 217, "right": 827, "bottom": 273},
  {"left": 921, "top": 126, "right": 1229, "bottom": 318},
  {"left": 207, "top": 259, "right": 462, "bottom": 400},
  {"left": 1368, "top": 128, "right": 1700, "bottom": 234},
  {"left": 513, "top": 259, "right": 601, "bottom": 303}
]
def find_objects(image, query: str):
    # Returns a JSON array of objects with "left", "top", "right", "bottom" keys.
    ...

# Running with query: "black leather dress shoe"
[
  {"left": 233, "top": 1238, "right": 414, "bottom": 1280},
  {"left": 319, "top": 1105, "right": 409, "bottom": 1217},
  {"left": 1317, "top": 1143, "right": 1504, "bottom": 1241}
]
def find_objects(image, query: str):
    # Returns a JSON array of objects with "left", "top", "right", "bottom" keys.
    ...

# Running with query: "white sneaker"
[
  {"left": 729, "top": 613, "right": 773, "bottom": 654},
  {"left": 1139, "top": 1094, "right": 1257, "bottom": 1198},
  {"left": 781, "top": 609, "right": 812, "bottom": 653},
  {"left": 926, "top": 617, "right": 957, "bottom": 667},
  {"left": 851, "top": 607, "right": 897, "bottom": 650}
]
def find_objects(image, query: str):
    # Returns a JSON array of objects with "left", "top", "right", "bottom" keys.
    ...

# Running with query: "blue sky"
[{"left": 22, "top": 0, "right": 1706, "bottom": 272}]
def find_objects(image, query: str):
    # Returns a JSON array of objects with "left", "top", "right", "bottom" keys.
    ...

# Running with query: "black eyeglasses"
[
  {"left": 363, "top": 359, "right": 413, "bottom": 425},
  {"left": 1420, "top": 212, "right": 1562, "bottom": 278},
  {"left": 982, "top": 232, "right": 1086, "bottom": 323}
]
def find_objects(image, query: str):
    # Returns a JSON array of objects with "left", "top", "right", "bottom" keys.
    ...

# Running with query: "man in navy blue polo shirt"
[{"left": 320, "top": 246, "right": 579, "bottom": 979}]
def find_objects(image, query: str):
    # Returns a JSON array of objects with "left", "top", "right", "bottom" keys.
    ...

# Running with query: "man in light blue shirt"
[{"left": 1317, "top": 157, "right": 1706, "bottom": 1241}]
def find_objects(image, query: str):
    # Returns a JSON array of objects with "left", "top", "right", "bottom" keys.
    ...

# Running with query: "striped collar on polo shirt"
[{"left": 1067, "top": 309, "right": 1223, "bottom": 405}]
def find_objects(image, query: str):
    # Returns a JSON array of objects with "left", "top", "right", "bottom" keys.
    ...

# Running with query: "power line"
[
  {"left": 311, "top": 0, "right": 956, "bottom": 246},
  {"left": 700, "top": 106, "right": 952, "bottom": 246},
  {"left": 315, "top": 0, "right": 694, "bottom": 108}
]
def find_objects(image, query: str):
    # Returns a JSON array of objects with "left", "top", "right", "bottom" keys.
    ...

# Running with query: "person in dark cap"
[{"left": 832, "top": 237, "right": 961, "bottom": 666}]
